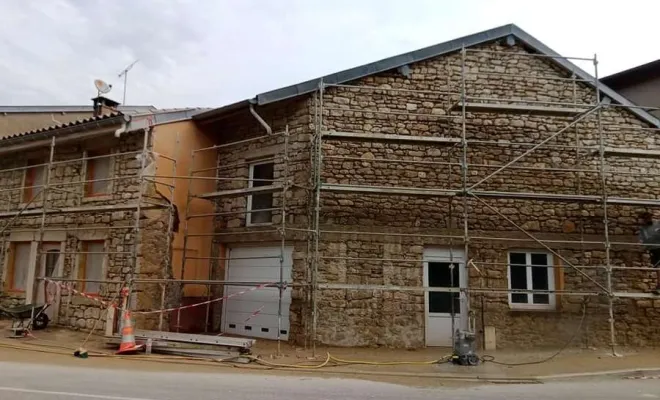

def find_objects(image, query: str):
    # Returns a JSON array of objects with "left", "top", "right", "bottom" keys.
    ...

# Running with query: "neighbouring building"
[
  {"left": 189, "top": 23, "right": 660, "bottom": 350},
  {"left": 602, "top": 59, "right": 660, "bottom": 117},
  {"left": 0, "top": 97, "right": 215, "bottom": 333},
  {"left": 0, "top": 103, "right": 156, "bottom": 138}
]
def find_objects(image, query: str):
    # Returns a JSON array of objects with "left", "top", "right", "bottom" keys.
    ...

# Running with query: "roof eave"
[
  {"left": 0, "top": 114, "right": 129, "bottom": 154},
  {"left": 194, "top": 23, "right": 660, "bottom": 127},
  {"left": 255, "top": 24, "right": 517, "bottom": 106}
]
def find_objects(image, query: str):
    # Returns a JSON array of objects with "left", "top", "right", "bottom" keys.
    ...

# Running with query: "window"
[
  {"left": 44, "top": 249, "right": 60, "bottom": 278},
  {"left": 79, "top": 241, "right": 105, "bottom": 294},
  {"left": 247, "top": 161, "right": 274, "bottom": 225},
  {"left": 508, "top": 251, "right": 555, "bottom": 310},
  {"left": 23, "top": 162, "right": 46, "bottom": 202},
  {"left": 9, "top": 242, "right": 31, "bottom": 291},
  {"left": 428, "top": 262, "right": 460, "bottom": 314},
  {"left": 85, "top": 152, "right": 112, "bottom": 196}
]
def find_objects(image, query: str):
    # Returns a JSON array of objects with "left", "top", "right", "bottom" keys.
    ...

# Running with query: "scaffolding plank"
[
  {"left": 322, "top": 131, "right": 461, "bottom": 144},
  {"left": 0, "top": 203, "right": 164, "bottom": 218},
  {"left": 613, "top": 292, "right": 660, "bottom": 299},
  {"left": 197, "top": 184, "right": 283, "bottom": 199},
  {"left": 600, "top": 147, "right": 660, "bottom": 158},
  {"left": 321, "top": 183, "right": 456, "bottom": 197},
  {"left": 450, "top": 101, "right": 589, "bottom": 116},
  {"left": 132, "top": 329, "right": 255, "bottom": 349},
  {"left": 320, "top": 185, "right": 660, "bottom": 206}
]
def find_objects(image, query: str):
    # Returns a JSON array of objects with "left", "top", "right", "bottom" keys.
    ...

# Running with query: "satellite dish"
[{"left": 94, "top": 79, "right": 112, "bottom": 95}]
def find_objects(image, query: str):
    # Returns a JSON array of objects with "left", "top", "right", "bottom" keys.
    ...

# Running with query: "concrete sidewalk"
[{"left": 2, "top": 324, "right": 660, "bottom": 385}]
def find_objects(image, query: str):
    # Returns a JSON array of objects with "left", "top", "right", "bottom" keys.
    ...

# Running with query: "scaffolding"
[
  {"left": 306, "top": 46, "right": 660, "bottom": 354},
  {"left": 167, "top": 45, "right": 660, "bottom": 355},
  {"left": 0, "top": 126, "right": 179, "bottom": 332},
  {"left": 7, "top": 42, "right": 658, "bottom": 356},
  {"left": 178, "top": 125, "right": 297, "bottom": 354}
]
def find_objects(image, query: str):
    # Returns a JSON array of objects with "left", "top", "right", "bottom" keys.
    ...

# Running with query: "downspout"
[
  {"left": 249, "top": 104, "right": 272, "bottom": 134},
  {"left": 114, "top": 121, "right": 127, "bottom": 138}
]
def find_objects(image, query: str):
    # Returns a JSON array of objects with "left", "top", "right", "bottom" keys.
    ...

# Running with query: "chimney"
[{"left": 92, "top": 96, "right": 120, "bottom": 116}]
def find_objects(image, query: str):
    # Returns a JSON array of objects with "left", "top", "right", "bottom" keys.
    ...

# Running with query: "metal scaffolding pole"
[
  {"left": 33, "top": 137, "right": 56, "bottom": 307},
  {"left": 158, "top": 132, "right": 180, "bottom": 331},
  {"left": 458, "top": 46, "right": 468, "bottom": 348},
  {"left": 277, "top": 124, "right": 290, "bottom": 356},
  {"left": 178, "top": 150, "right": 196, "bottom": 332},
  {"left": 127, "top": 128, "right": 151, "bottom": 311},
  {"left": 312, "top": 80, "right": 324, "bottom": 357},
  {"left": 593, "top": 55, "right": 617, "bottom": 356}
]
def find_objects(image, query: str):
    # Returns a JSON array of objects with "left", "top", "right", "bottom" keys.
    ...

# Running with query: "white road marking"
[{"left": 0, "top": 385, "right": 156, "bottom": 400}]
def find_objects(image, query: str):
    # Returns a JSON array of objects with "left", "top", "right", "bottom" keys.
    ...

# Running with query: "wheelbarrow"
[{"left": 0, "top": 303, "right": 50, "bottom": 337}]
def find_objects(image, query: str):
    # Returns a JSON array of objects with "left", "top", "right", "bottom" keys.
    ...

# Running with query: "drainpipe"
[
  {"left": 249, "top": 104, "right": 272, "bottom": 135},
  {"left": 114, "top": 122, "right": 127, "bottom": 138}
]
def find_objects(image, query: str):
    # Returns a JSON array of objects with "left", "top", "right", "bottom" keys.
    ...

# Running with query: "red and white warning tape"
[
  {"left": 45, "top": 278, "right": 115, "bottom": 308},
  {"left": 132, "top": 282, "right": 276, "bottom": 315},
  {"left": 43, "top": 278, "right": 277, "bottom": 315}
]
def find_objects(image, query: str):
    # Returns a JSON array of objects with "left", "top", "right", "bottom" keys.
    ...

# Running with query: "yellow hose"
[
  {"left": 0, "top": 341, "right": 450, "bottom": 370},
  {"left": 246, "top": 353, "right": 332, "bottom": 369}
]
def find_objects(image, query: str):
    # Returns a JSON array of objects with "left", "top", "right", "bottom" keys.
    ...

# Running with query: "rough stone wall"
[
  {"left": 207, "top": 39, "right": 659, "bottom": 349},
  {"left": 314, "top": 39, "right": 659, "bottom": 349},
  {"left": 203, "top": 98, "right": 314, "bottom": 341},
  {"left": 0, "top": 131, "right": 173, "bottom": 331}
]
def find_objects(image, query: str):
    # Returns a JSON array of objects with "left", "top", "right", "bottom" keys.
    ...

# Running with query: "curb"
[{"left": 535, "top": 367, "right": 660, "bottom": 382}]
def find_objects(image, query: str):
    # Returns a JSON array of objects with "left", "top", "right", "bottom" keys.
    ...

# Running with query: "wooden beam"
[
  {"left": 0, "top": 202, "right": 164, "bottom": 218},
  {"left": 321, "top": 183, "right": 456, "bottom": 197},
  {"left": 600, "top": 147, "right": 660, "bottom": 158},
  {"left": 450, "top": 101, "right": 589, "bottom": 116},
  {"left": 322, "top": 131, "right": 461, "bottom": 144},
  {"left": 197, "top": 184, "right": 283, "bottom": 199}
]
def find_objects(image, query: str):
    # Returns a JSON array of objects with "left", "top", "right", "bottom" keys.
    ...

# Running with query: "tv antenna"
[
  {"left": 94, "top": 79, "right": 112, "bottom": 97},
  {"left": 118, "top": 59, "right": 139, "bottom": 105}
]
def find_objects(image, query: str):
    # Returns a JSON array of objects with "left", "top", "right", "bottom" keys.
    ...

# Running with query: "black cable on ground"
[{"left": 480, "top": 298, "right": 589, "bottom": 367}]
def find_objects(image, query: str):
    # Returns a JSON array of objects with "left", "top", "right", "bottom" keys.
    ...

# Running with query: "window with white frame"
[
  {"left": 508, "top": 251, "right": 555, "bottom": 309},
  {"left": 247, "top": 161, "right": 274, "bottom": 225}
]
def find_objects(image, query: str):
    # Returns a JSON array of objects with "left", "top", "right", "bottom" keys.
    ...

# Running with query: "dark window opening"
[
  {"left": 427, "top": 262, "right": 460, "bottom": 314},
  {"left": 249, "top": 162, "right": 274, "bottom": 224}
]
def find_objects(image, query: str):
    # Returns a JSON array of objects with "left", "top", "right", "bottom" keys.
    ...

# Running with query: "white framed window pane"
[
  {"left": 84, "top": 242, "right": 104, "bottom": 293},
  {"left": 508, "top": 252, "right": 528, "bottom": 304},
  {"left": 531, "top": 253, "right": 550, "bottom": 304},
  {"left": 251, "top": 163, "right": 274, "bottom": 187},
  {"left": 12, "top": 243, "right": 31, "bottom": 290}
]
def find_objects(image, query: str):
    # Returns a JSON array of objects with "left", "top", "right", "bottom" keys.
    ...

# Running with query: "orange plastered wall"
[{"left": 152, "top": 121, "right": 219, "bottom": 297}]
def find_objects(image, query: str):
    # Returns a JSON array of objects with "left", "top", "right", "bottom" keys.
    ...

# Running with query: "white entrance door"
[
  {"left": 36, "top": 243, "right": 61, "bottom": 320},
  {"left": 222, "top": 246, "right": 292, "bottom": 340},
  {"left": 424, "top": 248, "right": 467, "bottom": 347}
]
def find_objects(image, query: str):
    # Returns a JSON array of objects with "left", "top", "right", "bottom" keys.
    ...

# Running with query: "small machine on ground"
[
  {"left": 0, "top": 303, "right": 50, "bottom": 337},
  {"left": 452, "top": 329, "right": 480, "bottom": 366}
]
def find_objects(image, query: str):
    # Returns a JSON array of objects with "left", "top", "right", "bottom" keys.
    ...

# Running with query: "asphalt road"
[{"left": 0, "top": 361, "right": 659, "bottom": 400}]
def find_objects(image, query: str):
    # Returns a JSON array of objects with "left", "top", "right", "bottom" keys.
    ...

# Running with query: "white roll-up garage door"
[{"left": 221, "top": 246, "right": 292, "bottom": 340}]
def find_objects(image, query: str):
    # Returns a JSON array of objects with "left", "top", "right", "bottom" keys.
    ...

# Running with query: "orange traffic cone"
[{"left": 116, "top": 310, "right": 143, "bottom": 354}]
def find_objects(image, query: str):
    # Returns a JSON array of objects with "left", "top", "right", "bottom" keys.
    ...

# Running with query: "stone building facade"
[
  {"left": 200, "top": 26, "right": 660, "bottom": 349},
  {"left": 0, "top": 119, "right": 174, "bottom": 331}
]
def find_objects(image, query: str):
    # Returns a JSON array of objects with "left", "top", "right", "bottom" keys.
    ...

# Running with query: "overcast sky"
[{"left": 1, "top": 0, "right": 658, "bottom": 108}]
